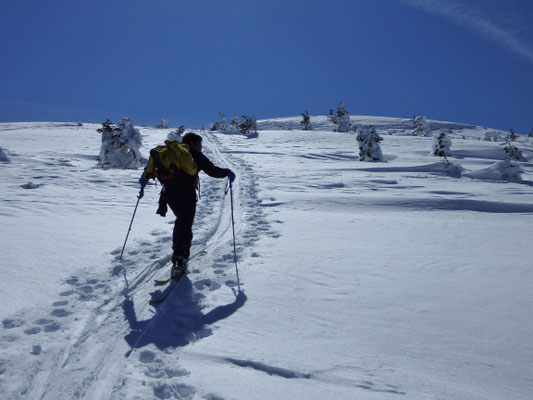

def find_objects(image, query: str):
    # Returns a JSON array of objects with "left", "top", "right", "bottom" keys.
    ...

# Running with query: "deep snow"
[{"left": 1, "top": 117, "right": 532, "bottom": 399}]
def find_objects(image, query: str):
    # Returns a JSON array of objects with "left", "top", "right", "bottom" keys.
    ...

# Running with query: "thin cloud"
[{"left": 398, "top": 0, "right": 533, "bottom": 65}]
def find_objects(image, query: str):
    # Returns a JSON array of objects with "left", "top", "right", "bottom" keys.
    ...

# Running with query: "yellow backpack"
[{"left": 143, "top": 139, "right": 197, "bottom": 181}]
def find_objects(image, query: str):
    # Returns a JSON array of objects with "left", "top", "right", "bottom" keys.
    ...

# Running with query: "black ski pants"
[{"left": 165, "top": 188, "right": 197, "bottom": 262}]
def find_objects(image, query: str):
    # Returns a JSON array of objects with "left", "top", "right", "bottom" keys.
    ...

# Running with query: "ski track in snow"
[
  {"left": 1, "top": 120, "right": 533, "bottom": 399},
  {"left": 0, "top": 127, "right": 273, "bottom": 400}
]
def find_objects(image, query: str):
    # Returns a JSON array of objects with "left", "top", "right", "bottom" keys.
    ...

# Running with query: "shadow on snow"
[{"left": 122, "top": 278, "right": 247, "bottom": 356}]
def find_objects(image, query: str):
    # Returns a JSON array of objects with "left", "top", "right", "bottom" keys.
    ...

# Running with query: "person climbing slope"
[{"left": 139, "top": 132, "right": 235, "bottom": 279}]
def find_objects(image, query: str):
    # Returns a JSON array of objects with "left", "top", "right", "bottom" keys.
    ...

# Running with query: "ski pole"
[
  {"left": 119, "top": 186, "right": 144, "bottom": 261},
  {"left": 228, "top": 179, "right": 241, "bottom": 293}
]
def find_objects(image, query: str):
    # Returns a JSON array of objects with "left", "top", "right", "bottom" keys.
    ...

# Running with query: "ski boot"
[{"left": 171, "top": 256, "right": 188, "bottom": 280}]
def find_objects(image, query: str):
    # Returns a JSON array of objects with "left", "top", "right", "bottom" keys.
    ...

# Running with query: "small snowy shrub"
[
  {"left": 300, "top": 111, "right": 312, "bottom": 130},
  {"left": 329, "top": 102, "right": 351, "bottom": 132},
  {"left": 431, "top": 132, "right": 452, "bottom": 160},
  {"left": 239, "top": 115, "right": 257, "bottom": 135},
  {"left": 230, "top": 115, "right": 240, "bottom": 130},
  {"left": 328, "top": 109, "right": 337, "bottom": 125},
  {"left": 21, "top": 181, "right": 41, "bottom": 189},
  {"left": 210, "top": 112, "right": 228, "bottom": 131},
  {"left": 97, "top": 118, "right": 143, "bottom": 169},
  {"left": 502, "top": 129, "right": 523, "bottom": 161},
  {"left": 441, "top": 162, "right": 464, "bottom": 178},
  {"left": 154, "top": 117, "right": 170, "bottom": 129},
  {"left": 167, "top": 130, "right": 183, "bottom": 142},
  {"left": 356, "top": 125, "right": 384, "bottom": 161},
  {"left": 483, "top": 131, "right": 504, "bottom": 142},
  {"left": 412, "top": 115, "right": 431, "bottom": 137},
  {"left": 468, "top": 160, "right": 524, "bottom": 182},
  {"left": 0, "top": 147, "right": 10, "bottom": 162},
  {"left": 498, "top": 161, "right": 524, "bottom": 181}
]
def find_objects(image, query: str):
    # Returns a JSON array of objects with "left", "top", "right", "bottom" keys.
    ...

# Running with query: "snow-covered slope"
[
  {"left": 1, "top": 117, "right": 532, "bottom": 399},
  {"left": 257, "top": 115, "right": 499, "bottom": 139}
]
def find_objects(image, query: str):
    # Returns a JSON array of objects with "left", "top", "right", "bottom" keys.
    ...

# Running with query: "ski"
[
  {"left": 149, "top": 274, "right": 185, "bottom": 305},
  {"left": 154, "top": 277, "right": 172, "bottom": 286},
  {"left": 154, "top": 271, "right": 186, "bottom": 286}
]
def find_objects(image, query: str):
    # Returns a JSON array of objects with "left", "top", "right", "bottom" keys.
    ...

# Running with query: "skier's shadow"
[{"left": 122, "top": 278, "right": 246, "bottom": 356}]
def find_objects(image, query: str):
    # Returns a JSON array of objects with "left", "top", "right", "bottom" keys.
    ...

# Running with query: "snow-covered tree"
[
  {"left": 502, "top": 128, "right": 523, "bottom": 161},
  {"left": 97, "top": 119, "right": 119, "bottom": 134},
  {"left": 0, "top": 146, "right": 10, "bottom": 162},
  {"left": 356, "top": 125, "right": 383, "bottom": 161},
  {"left": 239, "top": 115, "right": 257, "bottom": 135},
  {"left": 167, "top": 129, "right": 183, "bottom": 142},
  {"left": 336, "top": 102, "right": 348, "bottom": 118},
  {"left": 300, "top": 111, "right": 312, "bottom": 130},
  {"left": 328, "top": 109, "right": 336, "bottom": 125},
  {"left": 508, "top": 127, "right": 519, "bottom": 141},
  {"left": 412, "top": 115, "right": 431, "bottom": 137},
  {"left": 499, "top": 161, "right": 524, "bottom": 181},
  {"left": 210, "top": 112, "right": 228, "bottom": 131},
  {"left": 230, "top": 115, "right": 240, "bottom": 129},
  {"left": 329, "top": 102, "right": 351, "bottom": 132},
  {"left": 431, "top": 131, "right": 452, "bottom": 161},
  {"left": 469, "top": 160, "right": 524, "bottom": 182},
  {"left": 154, "top": 117, "right": 170, "bottom": 129},
  {"left": 97, "top": 118, "right": 143, "bottom": 169},
  {"left": 474, "top": 129, "right": 526, "bottom": 181},
  {"left": 483, "top": 131, "right": 504, "bottom": 142}
]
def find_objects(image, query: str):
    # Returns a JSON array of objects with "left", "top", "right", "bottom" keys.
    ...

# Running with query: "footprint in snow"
[
  {"left": 43, "top": 322, "right": 61, "bottom": 333},
  {"left": 111, "top": 265, "right": 124, "bottom": 276},
  {"left": 2, "top": 318, "right": 24, "bottom": 329},
  {"left": 194, "top": 279, "right": 222, "bottom": 292},
  {"left": 153, "top": 383, "right": 195, "bottom": 400},
  {"left": 24, "top": 327, "right": 41, "bottom": 335},
  {"left": 65, "top": 278, "right": 79, "bottom": 285},
  {"left": 77, "top": 284, "right": 93, "bottom": 297},
  {"left": 51, "top": 308, "right": 72, "bottom": 318},
  {"left": 31, "top": 345, "right": 42, "bottom": 355},
  {"left": 139, "top": 350, "right": 156, "bottom": 364},
  {"left": 35, "top": 318, "right": 61, "bottom": 332}
]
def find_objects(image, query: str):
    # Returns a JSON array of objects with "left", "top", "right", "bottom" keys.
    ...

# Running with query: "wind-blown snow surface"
[{"left": 1, "top": 118, "right": 532, "bottom": 399}]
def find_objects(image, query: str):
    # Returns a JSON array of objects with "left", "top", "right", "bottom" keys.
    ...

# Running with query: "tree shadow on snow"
[{"left": 122, "top": 278, "right": 246, "bottom": 356}]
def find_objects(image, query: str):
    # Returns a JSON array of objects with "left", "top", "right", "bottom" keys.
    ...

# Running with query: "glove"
[
  {"left": 139, "top": 173, "right": 149, "bottom": 188},
  {"left": 227, "top": 170, "right": 236, "bottom": 183}
]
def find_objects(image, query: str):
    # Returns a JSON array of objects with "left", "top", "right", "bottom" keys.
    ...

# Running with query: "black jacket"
[
  {"left": 192, "top": 150, "right": 231, "bottom": 179},
  {"left": 163, "top": 150, "right": 230, "bottom": 198}
]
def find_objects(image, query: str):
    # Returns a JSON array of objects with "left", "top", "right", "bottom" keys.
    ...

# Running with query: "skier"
[{"left": 139, "top": 132, "right": 235, "bottom": 280}]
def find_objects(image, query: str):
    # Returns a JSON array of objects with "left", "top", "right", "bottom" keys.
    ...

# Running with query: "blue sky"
[{"left": 1, "top": 0, "right": 532, "bottom": 132}]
